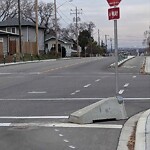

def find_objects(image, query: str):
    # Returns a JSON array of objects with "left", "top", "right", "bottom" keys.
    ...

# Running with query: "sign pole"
[
  {"left": 106, "top": 0, "right": 121, "bottom": 96},
  {"left": 114, "top": 19, "right": 119, "bottom": 95}
]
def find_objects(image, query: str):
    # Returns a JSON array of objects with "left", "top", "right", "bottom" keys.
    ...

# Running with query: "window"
[
  {"left": 0, "top": 38, "right": 3, "bottom": 42},
  {"left": 6, "top": 27, "right": 11, "bottom": 32},
  {"left": 12, "top": 27, "right": 16, "bottom": 33},
  {"left": 6, "top": 27, "right": 16, "bottom": 33}
]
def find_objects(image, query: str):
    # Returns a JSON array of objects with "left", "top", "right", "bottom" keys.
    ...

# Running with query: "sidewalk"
[{"left": 0, "top": 59, "right": 57, "bottom": 67}]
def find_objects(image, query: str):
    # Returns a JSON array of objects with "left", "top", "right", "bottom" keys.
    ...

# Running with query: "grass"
[{"left": 0, "top": 53, "right": 59, "bottom": 64}]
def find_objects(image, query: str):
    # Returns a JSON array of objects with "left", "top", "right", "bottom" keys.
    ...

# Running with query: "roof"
[
  {"left": 45, "top": 36, "right": 73, "bottom": 45},
  {"left": 0, "top": 30, "right": 19, "bottom": 36},
  {"left": 0, "top": 18, "right": 45, "bottom": 29}
]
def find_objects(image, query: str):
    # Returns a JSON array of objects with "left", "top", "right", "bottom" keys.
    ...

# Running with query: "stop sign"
[{"left": 107, "top": 0, "right": 121, "bottom": 7}]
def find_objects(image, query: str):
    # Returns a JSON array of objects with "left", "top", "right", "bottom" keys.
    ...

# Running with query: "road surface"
[{"left": 0, "top": 56, "right": 149, "bottom": 150}]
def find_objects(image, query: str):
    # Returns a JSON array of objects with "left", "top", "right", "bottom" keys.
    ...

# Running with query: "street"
[{"left": 0, "top": 56, "right": 150, "bottom": 150}]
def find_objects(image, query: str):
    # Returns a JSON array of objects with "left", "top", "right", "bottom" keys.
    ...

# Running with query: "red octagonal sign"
[{"left": 107, "top": 0, "right": 121, "bottom": 7}]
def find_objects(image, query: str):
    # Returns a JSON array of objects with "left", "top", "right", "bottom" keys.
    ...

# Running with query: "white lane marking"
[
  {"left": 0, "top": 122, "right": 123, "bottom": 129},
  {"left": 28, "top": 91, "right": 47, "bottom": 94},
  {"left": 118, "top": 90, "right": 124, "bottom": 95},
  {"left": 0, "top": 97, "right": 150, "bottom": 101},
  {"left": 124, "top": 98, "right": 150, "bottom": 100},
  {"left": 69, "top": 145, "right": 76, "bottom": 149},
  {"left": 29, "top": 72, "right": 41, "bottom": 75},
  {"left": 124, "top": 83, "right": 129, "bottom": 88},
  {"left": 71, "top": 90, "right": 81, "bottom": 95},
  {"left": 75, "top": 90, "right": 80, "bottom": 93},
  {"left": 70, "top": 93, "right": 76, "bottom": 95},
  {"left": 0, "top": 73, "right": 13, "bottom": 75},
  {"left": 59, "top": 134, "right": 64, "bottom": 137},
  {"left": 95, "top": 79, "right": 101, "bottom": 82},
  {"left": 0, "top": 123, "right": 11, "bottom": 127},
  {"left": 55, "top": 129, "right": 59, "bottom": 132},
  {"left": 0, "top": 72, "right": 41, "bottom": 75},
  {"left": 0, "top": 116, "right": 68, "bottom": 119},
  {"left": 84, "top": 84, "right": 91, "bottom": 88},
  {"left": 64, "top": 139, "right": 69, "bottom": 143},
  {"left": 133, "top": 76, "right": 137, "bottom": 78}
]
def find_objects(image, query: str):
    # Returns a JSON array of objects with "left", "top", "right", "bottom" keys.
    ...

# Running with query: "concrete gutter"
[
  {"left": 117, "top": 112, "right": 142, "bottom": 150},
  {"left": 110, "top": 56, "right": 135, "bottom": 68},
  {"left": 134, "top": 109, "right": 150, "bottom": 150}
]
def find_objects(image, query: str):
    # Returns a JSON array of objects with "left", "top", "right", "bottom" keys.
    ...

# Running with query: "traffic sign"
[
  {"left": 107, "top": 0, "right": 121, "bottom": 7},
  {"left": 108, "top": 7, "right": 120, "bottom": 20}
]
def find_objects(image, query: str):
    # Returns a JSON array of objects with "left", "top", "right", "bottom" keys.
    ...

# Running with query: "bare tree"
[
  {"left": 20, "top": 0, "right": 55, "bottom": 33},
  {"left": 60, "top": 22, "right": 96, "bottom": 40},
  {"left": 143, "top": 26, "right": 150, "bottom": 55},
  {"left": 21, "top": 0, "right": 35, "bottom": 23},
  {"left": 0, "top": 0, "right": 18, "bottom": 21}
]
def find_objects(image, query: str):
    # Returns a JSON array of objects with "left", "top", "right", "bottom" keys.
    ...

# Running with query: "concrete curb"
[
  {"left": 134, "top": 109, "right": 150, "bottom": 150},
  {"left": 145, "top": 56, "right": 150, "bottom": 74},
  {"left": 110, "top": 56, "right": 135, "bottom": 68},
  {"left": 117, "top": 112, "right": 142, "bottom": 150},
  {"left": 0, "top": 59, "right": 57, "bottom": 67}
]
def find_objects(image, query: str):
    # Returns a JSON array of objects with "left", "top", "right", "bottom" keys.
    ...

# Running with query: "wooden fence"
[
  {"left": 9, "top": 40, "right": 37, "bottom": 55},
  {"left": 0, "top": 42, "right": 3, "bottom": 55}
]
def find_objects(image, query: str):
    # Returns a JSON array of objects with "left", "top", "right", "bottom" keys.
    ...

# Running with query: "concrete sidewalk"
[{"left": 0, "top": 59, "right": 58, "bottom": 67}]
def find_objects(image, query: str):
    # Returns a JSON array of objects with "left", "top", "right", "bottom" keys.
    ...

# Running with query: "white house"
[{"left": 45, "top": 36, "right": 75, "bottom": 57}]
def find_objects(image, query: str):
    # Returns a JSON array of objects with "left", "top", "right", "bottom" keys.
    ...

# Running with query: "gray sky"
[{"left": 42, "top": 0, "right": 150, "bottom": 48}]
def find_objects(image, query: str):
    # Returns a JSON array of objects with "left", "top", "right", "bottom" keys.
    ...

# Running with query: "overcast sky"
[{"left": 42, "top": 0, "right": 150, "bottom": 48}]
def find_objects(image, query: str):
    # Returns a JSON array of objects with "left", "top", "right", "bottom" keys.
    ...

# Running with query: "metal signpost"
[{"left": 106, "top": 0, "right": 121, "bottom": 95}]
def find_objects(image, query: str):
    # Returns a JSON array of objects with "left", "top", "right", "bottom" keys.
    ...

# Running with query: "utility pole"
[
  {"left": 35, "top": 0, "right": 39, "bottom": 56},
  {"left": 54, "top": 0, "right": 58, "bottom": 56},
  {"left": 98, "top": 29, "right": 100, "bottom": 46},
  {"left": 71, "top": 7, "right": 82, "bottom": 57},
  {"left": 105, "top": 34, "right": 109, "bottom": 53},
  {"left": 18, "top": 0, "right": 22, "bottom": 60},
  {"left": 110, "top": 38, "right": 113, "bottom": 53}
]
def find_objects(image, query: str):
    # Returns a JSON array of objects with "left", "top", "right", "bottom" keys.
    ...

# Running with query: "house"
[
  {"left": 45, "top": 36, "right": 75, "bottom": 57},
  {"left": 0, "top": 17, "right": 45, "bottom": 55},
  {"left": 0, "top": 30, "right": 19, "bottom": 55}
]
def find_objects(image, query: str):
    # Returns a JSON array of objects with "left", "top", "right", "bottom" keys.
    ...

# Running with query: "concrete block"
[{"left": 69, "top": 97, "right": 128, "bottom": 124}]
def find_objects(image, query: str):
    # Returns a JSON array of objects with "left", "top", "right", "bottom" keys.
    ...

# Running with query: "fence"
[{"left": 8, "top": 40, "right": 37, "bottom": 55}]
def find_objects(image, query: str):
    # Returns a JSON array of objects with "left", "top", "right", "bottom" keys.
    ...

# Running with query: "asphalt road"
[{"left": 0, "top": 56, "right": 149, "bottom": 150}]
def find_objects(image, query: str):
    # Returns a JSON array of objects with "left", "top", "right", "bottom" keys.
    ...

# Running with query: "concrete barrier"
[{"left": 69, "top": 97, "right": 128, "bottom": 124}]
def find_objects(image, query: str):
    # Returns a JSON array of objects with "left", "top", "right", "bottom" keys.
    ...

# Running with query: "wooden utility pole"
[
  {"left": 71, "top": 7, "right": 82, "bottom": 57},
  {"left": 98, "top": 29, "right": 100, "bottom": 46},
  {"left": 35, "top": 0, "right": 39, "bottom": 56},
  {"left": 54, "top": 0, "right": 58, "bottom": 55},
  {"left": 18, "top": 0, "right": 22, "bottom": 60},
  {"left": 105, "top": 34, "right": 109, "bottom": 52}
]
